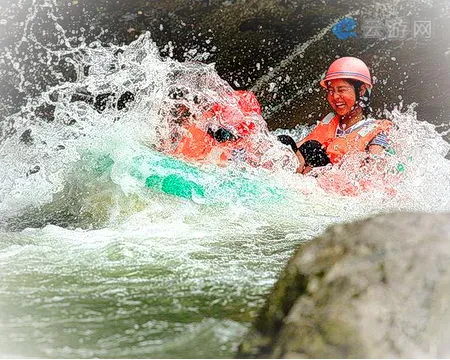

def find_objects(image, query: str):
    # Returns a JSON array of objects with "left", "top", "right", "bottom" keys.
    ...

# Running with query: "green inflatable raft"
[{"left": 82, "top": 147, "right": 285, "bottom": 203}]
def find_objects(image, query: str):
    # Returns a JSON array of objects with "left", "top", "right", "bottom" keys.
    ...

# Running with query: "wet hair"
[
  {"left": 277, "top": 134, "right": 297, "bottom": 152},
  {"left": 346, "top": 79, "right": 372, "bottom": 117},
  {"left": 207, "top": 127, "right": 238, "bottom": 142},
  {"left": 298, "top": 140, "right": 331, "bottom": 167}
]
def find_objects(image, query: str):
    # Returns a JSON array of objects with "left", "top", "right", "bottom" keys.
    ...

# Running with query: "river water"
[{"left": 1, "top": 1, "right": 450, "bottom": 358}]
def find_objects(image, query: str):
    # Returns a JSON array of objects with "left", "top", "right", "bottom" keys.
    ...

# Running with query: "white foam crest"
[
  {"left": 380, "top": 105, "right": 450, "bottom": 212},
  {"left": 0, "top": 30, "right": 300, "bottom": 224},
  {"left": 0, "top": 33, "right": 168, "bottom": 219}
]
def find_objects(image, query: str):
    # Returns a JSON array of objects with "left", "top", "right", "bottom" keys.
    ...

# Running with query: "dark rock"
[
  {"left": 117, "top": 91, "right": 135, "bottom": 110},
  {"left": 237, "top": 212, "right": 450, "bottom": 358},
  {"left": 26, "top": 165, "right": 40, "bottom": 176},
  {"left": 19, "top": 129, "right": 33, "bottom": 145},
  {"left": 34, "top": 103, "right": 55, "bottom": 122}
]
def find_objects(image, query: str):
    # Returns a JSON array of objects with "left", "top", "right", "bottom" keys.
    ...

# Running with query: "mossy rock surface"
[{"left": 237, "top": 212, "right": 450, "bottom": 358}]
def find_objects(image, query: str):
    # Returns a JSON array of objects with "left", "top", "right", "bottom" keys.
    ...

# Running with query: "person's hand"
[{"left": 295, "top": 150, "right": 307, "bottom": 173}]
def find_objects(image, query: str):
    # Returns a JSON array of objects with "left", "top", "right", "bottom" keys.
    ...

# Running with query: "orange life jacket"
[
  {"left": 171, "top": 90, "right": 261, "bottom": 164},
  {"left": 172, "top": 124, "right": 247, "bottom": 165},
  {"left": 172, "top": 124, "right": 214, "bottom": 161},
  {"left": 301, "top": 113, "right": 391, "bottom": 164}
]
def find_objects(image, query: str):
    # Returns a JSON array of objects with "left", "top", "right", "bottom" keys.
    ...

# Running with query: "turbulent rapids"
[{"left": 1, "top": 4, "right": 450, "bottom": 357}]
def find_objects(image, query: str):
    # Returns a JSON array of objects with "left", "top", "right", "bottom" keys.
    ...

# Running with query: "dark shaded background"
[{"left": 1, "top": 0, "right": 449, "bottom": 136}]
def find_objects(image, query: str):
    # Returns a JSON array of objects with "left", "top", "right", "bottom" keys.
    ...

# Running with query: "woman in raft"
[
  {"left": 171, "top": 56, "right": 391, "bottom": 174},
  {"left": 280, "top": 56, "right": 391, "bottom": 174}
]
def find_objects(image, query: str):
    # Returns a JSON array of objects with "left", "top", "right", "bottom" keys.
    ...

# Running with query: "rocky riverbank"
[{"left": 237, "top": 212, "right": 450, "bottom": 358}]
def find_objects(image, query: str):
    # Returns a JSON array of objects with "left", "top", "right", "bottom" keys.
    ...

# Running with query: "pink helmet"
[{"left": 320, "top": 57, "right": 372, "bottom": 89}]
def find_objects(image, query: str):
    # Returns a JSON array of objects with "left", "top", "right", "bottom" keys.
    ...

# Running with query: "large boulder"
[{"left": 237, "top": 212, "right": 450, "bottom": 358}]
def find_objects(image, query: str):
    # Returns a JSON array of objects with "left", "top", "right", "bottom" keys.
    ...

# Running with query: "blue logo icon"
[{"left": 332, "top": 17, "right": 357, "bottom": 40}]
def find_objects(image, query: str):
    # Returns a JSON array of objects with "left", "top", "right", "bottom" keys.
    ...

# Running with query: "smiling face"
[{"left": 326, "top": 79, "right": 363, "bottom": 116}]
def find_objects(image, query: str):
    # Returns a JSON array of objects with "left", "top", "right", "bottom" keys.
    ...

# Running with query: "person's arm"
[
  {"left": 277, "top": 135, "right": 308, "bottom": 173},
  {"left": 367, "top": 132, "right": 389, "bottom": 151},
  {"left": 367, "top": 144, "right": 385, "bottom": 154},
  {"left": 364, "top": 133, "right": 390, "bottom": 171}
]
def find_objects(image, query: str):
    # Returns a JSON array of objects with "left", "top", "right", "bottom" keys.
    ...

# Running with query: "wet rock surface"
[
  {"left": 1, "top": 0, "right": 449, "bottom": 138},
  {"left": 237, "top": 212, "right": 450, "bottom": 358}
]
